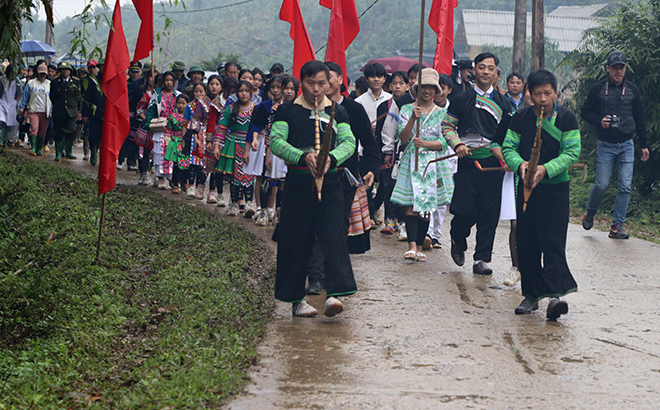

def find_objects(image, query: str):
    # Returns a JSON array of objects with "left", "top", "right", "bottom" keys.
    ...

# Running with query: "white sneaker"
[
  {"left": 255, "top": 209, "right": 268, "bottom": 226},
  {"left": 292, "top": 300, "right": 318, "bottom": 317},
  {"left": 252, "top": 208, "right": 261, "bottom": 221},
  {"left": 138, "top": 172, "right": 147, "bottom": 185},
  {"left": 152, "top": 175, "right": 159, "bottom": 188},
  {"left": 243, "top": 203, "right": 256, "bottom": 219},
  {"left": 157, "top": 177, "right": 167, "bottom": 190},
  {"left": 267, "top": 208, "right": 275, "bottom": 223},
  {"left": 324, "top": 297, "right": 344, "bottom": 317},
  {"left": 397, "top": 223, "right": 408, "bottom": 241},
  {"left": 207, "top": 191, "right": 218, "bottom": 204},
  {"left": 127, "top": 164, "right": 138, "bottom": 171},
  {"left": 216, "top": 195, "right": 228, "bottom": 207},
  {"left": 503, "top": 266, "right": 521, "bottom": 287},
  {"left": 116, "top": 160, "right": 123, "bottom": 170},
  {"left": 195, "top": 184, "right": 205, "bottom": 199},
  {"left": 186, "top": 186, "right": 196, "bottom": 198},
  {"left": 226, "top": 202, "right": 240, "bottom": 216}
]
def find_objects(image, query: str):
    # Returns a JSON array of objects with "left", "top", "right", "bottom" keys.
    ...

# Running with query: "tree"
[
  {"left": 198, "top": 52, "right": 244, "bottom": 72},
  {"left": 560, "top": 0, "right": 660, "bottom": 194},
  {"left": 0, "top": 0, "right": 52, "bottom": 65}
]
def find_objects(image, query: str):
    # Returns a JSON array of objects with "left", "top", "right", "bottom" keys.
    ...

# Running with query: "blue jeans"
[{"left": 587, "top": 139, "right": 634, "bottom": 225}]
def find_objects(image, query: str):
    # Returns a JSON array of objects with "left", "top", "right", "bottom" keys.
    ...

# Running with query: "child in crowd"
[
  {"left": 214, "top": 80, "right": 257, "bottom": 217},
  {"left": 391, "top": 68, "right": 454, "bottom": 262},
  {"left": 501, "top": 69, "right": 581, "bottom": 320},
  {"left": 204, "top": 75, "right": 222, "bottom": 204},
  {"left": 182, "top": 82, "right": 212, "bottom": 199},
  {"left": 245, "top": 75, "right": 285, "bottom": 226},
  {"left": 164, "top": 94, "right": 190, "bottom": 194}
]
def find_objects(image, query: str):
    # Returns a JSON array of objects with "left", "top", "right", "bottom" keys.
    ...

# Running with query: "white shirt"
[
  {"left": 355, "top": 88, "right": 392, "bottom": 123},
  {"left": 33, "top": 82, "right": 49, "bottom": 113}
]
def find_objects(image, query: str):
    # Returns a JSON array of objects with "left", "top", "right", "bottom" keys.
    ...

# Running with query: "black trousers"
[
  {"left": 88, "top": 119, "right": 103, "bottom": 150},
  {"left": 118, "top": 136, "right": 138, "bottom": 167},
  {"left": 375, "top": 166, "right": 406, "bottom": 222},
  {"left": 517, "top": 181, "right": 577, "bottom": 301},
  {"left": 307, "top": 180, "right": 357, "bottom": 284},
  {"left": 53, "top": 116, "right": 77, "bottom": 142},
  {"left": 276, "top": 171, "right": 356, "bottom": 303},
  {"left": 450, "top": 156, "right": 504, "bottom": 263}
]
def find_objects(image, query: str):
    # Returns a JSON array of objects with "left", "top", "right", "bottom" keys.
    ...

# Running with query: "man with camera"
[{"left": 581, "top": 51, "right": 649, "bottom": 239}]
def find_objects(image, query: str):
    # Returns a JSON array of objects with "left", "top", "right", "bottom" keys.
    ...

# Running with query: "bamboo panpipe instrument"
[
  {"left": 421, "top": 143, "right": 491, "bottom": 180},
  {"left": 314, "top": 97, "right": 320, "bottom": 154},
  {"left": 477, "top": 164, "right": 586, "bottom": 173},
  {"left": 522, "top": 107, "right": 544, "bottom": 212},
  {"left": 315, "top": 100, "right": 336, "bottom": 201}
]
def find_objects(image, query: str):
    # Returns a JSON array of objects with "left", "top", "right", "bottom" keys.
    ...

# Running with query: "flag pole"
[
  {"left": 151, "top": 50, "right": 155, "bottom": 88},
  {"left": 95, "top": 192, "right": 107, "bottom": 262},
  {"left": 415, "top": 0, "right": 426, "bottom": 172}
]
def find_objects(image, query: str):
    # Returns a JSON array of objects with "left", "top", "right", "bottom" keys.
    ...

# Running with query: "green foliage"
[
  {"left": 0, "top": 151, "right": 275, "bottom": 407},
  {"left": 199, "top": 52, "right": 245, "bottom": 71},
  {"left": 0, "top": 0, "right": 52, "bottom": 66},
  {"left": 560, "top": 0, "right": 660, "bottom": 195}
]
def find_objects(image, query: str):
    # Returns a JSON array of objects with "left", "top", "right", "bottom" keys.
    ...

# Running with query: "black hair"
[
  {"left": 231, "top": 80, "right": 253, "bottom": 122},
  {"left": 252, "top": 67, "right": 265, "bottom": 80},
  {"left": 162, "top": 71, "right": 175, "bottom": 82},
  {"left": 526, "top": 69, "right": 557, "bottom": 93},
  {"left": 474, "top": 52, "right": 499, "bottom": 67},
  {"left": 506, "top": 72, "right": 524, "bottom": 83},
  {"left": 35, "top": 59, "right": 46, "bottom": 68},
  {"left": 438, "top": 73, "right": 453, "bottom": 88},
  {"left": 48, "top": 64, "right": 57, "bottom": 71},
  {"left": 407, "top": 64, "right": 420, "bottom": 77},
  {"left": 363, "top": 62, "right": 387, "bottom": 78},
  {"left": 222, "top": 76, "right": 239, "bottom": 97},
  {"left": 265, "top": 74, "right": 284, "bottom": 93},
  {"left": 325, "top": 61, "right": 343, "bottom": 76},
  {"left": 176, "top": 94, "right": 190, "bottom": 104},
  {"left": 300, "top": 60, "right": 330, "bottom": 82},
  {"left": 154, "top": 73, "right": 164, "bottom": 88},
  {"left": 225, "top": 62, "right": 241, "bottom": 72},
  {"left": 281, "top": 75, "right": 300, "bottom": 97},
  {"left": 384, "top": 74, "right": 392, "bottom": 89},
  {"left": 391, "top": 70, "right": 409, "bottom": 84},
  {"left": 238, "top": 68, "right": 253, "bottom": 81},
  {"left": 208, "top": 74, "right": 222, "bottom": 86},
  {"left": 192, "top": 81, "right": 208, "bottom": 94},
  {"left": 355, "top": 76, "right": 369, "bottom": 94}
]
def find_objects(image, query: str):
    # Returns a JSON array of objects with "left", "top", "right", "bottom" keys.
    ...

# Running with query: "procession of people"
[{"left": 2, "top": 50, "right": 651, "bottom": 322}]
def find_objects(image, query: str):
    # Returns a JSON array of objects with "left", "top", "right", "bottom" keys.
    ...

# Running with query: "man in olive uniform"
[{"left": 50, "top": 61, "right": 82, "bottom": 161}]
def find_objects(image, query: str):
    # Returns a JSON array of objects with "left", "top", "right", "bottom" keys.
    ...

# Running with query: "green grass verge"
[
  {"left": 0, "top": 150, "right": 275, "bottom": 408},
  {"left": 568, "top": 157, "right": 660, "bottom": 243}
]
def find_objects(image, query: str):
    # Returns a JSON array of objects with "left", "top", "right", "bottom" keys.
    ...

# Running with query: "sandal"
[
  {"left": 404, "top": 250, "right": 417, "bottom": 260},
  {"left": 416, "top": 252, "right": 427, "bottom": 262}
]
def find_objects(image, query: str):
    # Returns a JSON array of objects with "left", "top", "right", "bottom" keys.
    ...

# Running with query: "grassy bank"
[
  {"left": 0, "top": 150, "right": 275, "bottom": 408},
  {"left": 568, "top": 155, "right": 660, "bottom": 243}
]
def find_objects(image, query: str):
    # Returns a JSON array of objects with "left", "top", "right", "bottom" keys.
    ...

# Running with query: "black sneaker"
[
  {"left": 305, "top": 281, "right": 325, "bottom": 295},
  {"left": 431, "top": 238, "right": 442, "bottom": 248},
  {"left": 582, "top": 210, "right": 595, "bottom": 230},
  {"left": 546, "top": 298, "right": 569, "bottom": 320},
  {"left": 609, "top": 223, "right": 629, "bottom": 239},
  {"left": 515, "top": 297, "right": 539, "bottom": 315}
]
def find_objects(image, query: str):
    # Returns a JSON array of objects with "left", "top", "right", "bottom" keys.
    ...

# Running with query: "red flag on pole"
[
  {"left": 132, "top": 0, "right": 154, "bottom": 62},
  {"left": 279, "top": 0, "right": 316, "bottom": 81},
  {"left": 320, "top": 0, "right": 360, "bottom": 92},
  {"left": 428, "top": 0, "right": 458, "bottom": 75},
  {"left": 98, "top": 1, "right": 131, "bottom": 196}
]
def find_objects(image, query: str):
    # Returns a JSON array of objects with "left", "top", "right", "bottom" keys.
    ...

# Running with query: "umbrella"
[
  {"left": 360, "top": 56, "right": 431, "bottom": 74},
  {"left": 21, "top": 40, "right": 57, "bottom": 57}
]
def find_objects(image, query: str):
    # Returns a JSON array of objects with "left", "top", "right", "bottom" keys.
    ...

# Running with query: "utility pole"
[
  {"left": 45, "top": 0, "right": 55, "bottom": 63},
  {"left": 531, "top": 0, "right": 544, "bottom": 70},
  {"left": 512, "top": 0, "right": 527, "bottom": 75}
]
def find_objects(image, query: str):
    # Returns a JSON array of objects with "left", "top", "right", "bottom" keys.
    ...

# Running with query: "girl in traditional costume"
[
  {"left": 391, "top": 68, "right": 455, "bottom": 262},
  {"left": 214, "top": 80, "right": 256, "bottom": 217},
  {"left": 164, "top": 94, "right": 189, "bottom": 194},
  {"left": 181, "top": 82, "right": 212, "bottom": 199},
  {"left": 143, "top": 72, "right": 179, "bottom": 189}
]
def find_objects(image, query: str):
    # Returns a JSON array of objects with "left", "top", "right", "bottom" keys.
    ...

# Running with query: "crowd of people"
[{"left": 1, "top": 49, "right": 648, "bottom": 320}]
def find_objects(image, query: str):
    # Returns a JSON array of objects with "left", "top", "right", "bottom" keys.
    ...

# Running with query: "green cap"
[
  {"left": 187, "top": 65, "right": 204, "bottom": 78},
  {"left": 57, "top": 61, "right": 73, "bottom": 70},
  {"left": 142, "top": 61, "right": 154, "bottom": 73},
  {"left": 171, "top": 60, "right": 186, "bottom": 71}
]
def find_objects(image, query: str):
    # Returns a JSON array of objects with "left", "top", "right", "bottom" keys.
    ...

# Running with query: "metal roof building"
[{"left": 455, "top": 9, "right": 602, "bottom": 57}]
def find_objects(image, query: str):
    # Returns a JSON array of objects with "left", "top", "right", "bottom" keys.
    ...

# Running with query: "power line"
[{"left": 164, "top": 0, "right": 255, "bottom": 13}]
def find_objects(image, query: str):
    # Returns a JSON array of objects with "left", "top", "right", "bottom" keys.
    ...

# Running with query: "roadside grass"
[
  {"left": 569, "top": 165, "right": 660, "bottom": 243},
  {"left": 0, "top": 150, "right": 275, "bottom": 408}
]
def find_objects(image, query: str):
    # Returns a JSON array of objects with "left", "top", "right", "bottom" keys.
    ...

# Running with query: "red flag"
[
  {"left": 98, "top": 1, "right": 131, "bottom": 196},
  {"left": 320, "top": 0, "right": 359, "bottom": 92},
  {"left": 132, "top": 0, "right": 154, "bottom": 62},
  {"left": 279, "top": 0, "right": 316, "bottom": 81},
  {"left": 428, "top": 0, "right": 458, "bottom": 75}
]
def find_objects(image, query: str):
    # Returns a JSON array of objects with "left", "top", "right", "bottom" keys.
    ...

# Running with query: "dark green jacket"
[{"left": 50, "top": 76, "right": 82, "bottom": 119}]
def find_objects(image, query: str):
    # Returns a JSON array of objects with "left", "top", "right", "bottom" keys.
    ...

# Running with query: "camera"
[{"left": 609, "top": 114, "right": 620, "bottom": 130}]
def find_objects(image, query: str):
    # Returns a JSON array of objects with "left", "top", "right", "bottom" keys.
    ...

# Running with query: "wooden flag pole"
[
  {"left": 151, "top": 50, "right": 155, "bottom": 89},
  {"left": 95, "top": 193, "right": 107, "bottom": 262},
  {"left": 415, "top": 0, "right": 427, "bottom": 172}
]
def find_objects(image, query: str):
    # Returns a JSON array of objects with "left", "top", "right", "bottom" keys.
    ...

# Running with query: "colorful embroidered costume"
[
  {"left": 163, "top": 111, "right": 187, "bottom": 167},
  {"left": 214, "top": 102, "right": 255, "bottom": 187},
  {"left": 182, "top": 97, "right": 212, "bottom": 168}
]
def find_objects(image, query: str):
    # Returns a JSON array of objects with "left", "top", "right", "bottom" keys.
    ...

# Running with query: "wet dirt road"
[{"left": 12, "top": 146, "right": 660, "bottom": 409}]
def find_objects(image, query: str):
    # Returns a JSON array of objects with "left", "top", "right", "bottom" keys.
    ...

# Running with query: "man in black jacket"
[
  {"left": 50, "top": 62, "right": 82, "bottom": 161},
  {"left": 82, "top": 62, "right": 105, "bottom": 166},
  {"left": 581, "top": 51, "right": 650, "bottom": 239}
]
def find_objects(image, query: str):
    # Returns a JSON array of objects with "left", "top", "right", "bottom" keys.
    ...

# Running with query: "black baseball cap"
[
  {"left": 270, "top": 63, "right": 284, "bottom": 73},
  {"left": 607, "top": 51, "right": 627, "bottom": 67}
]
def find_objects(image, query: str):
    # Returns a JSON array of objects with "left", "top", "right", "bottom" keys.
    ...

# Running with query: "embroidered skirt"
[{"left": 215, "top": 130, "right": 254, "bottom": 187}]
